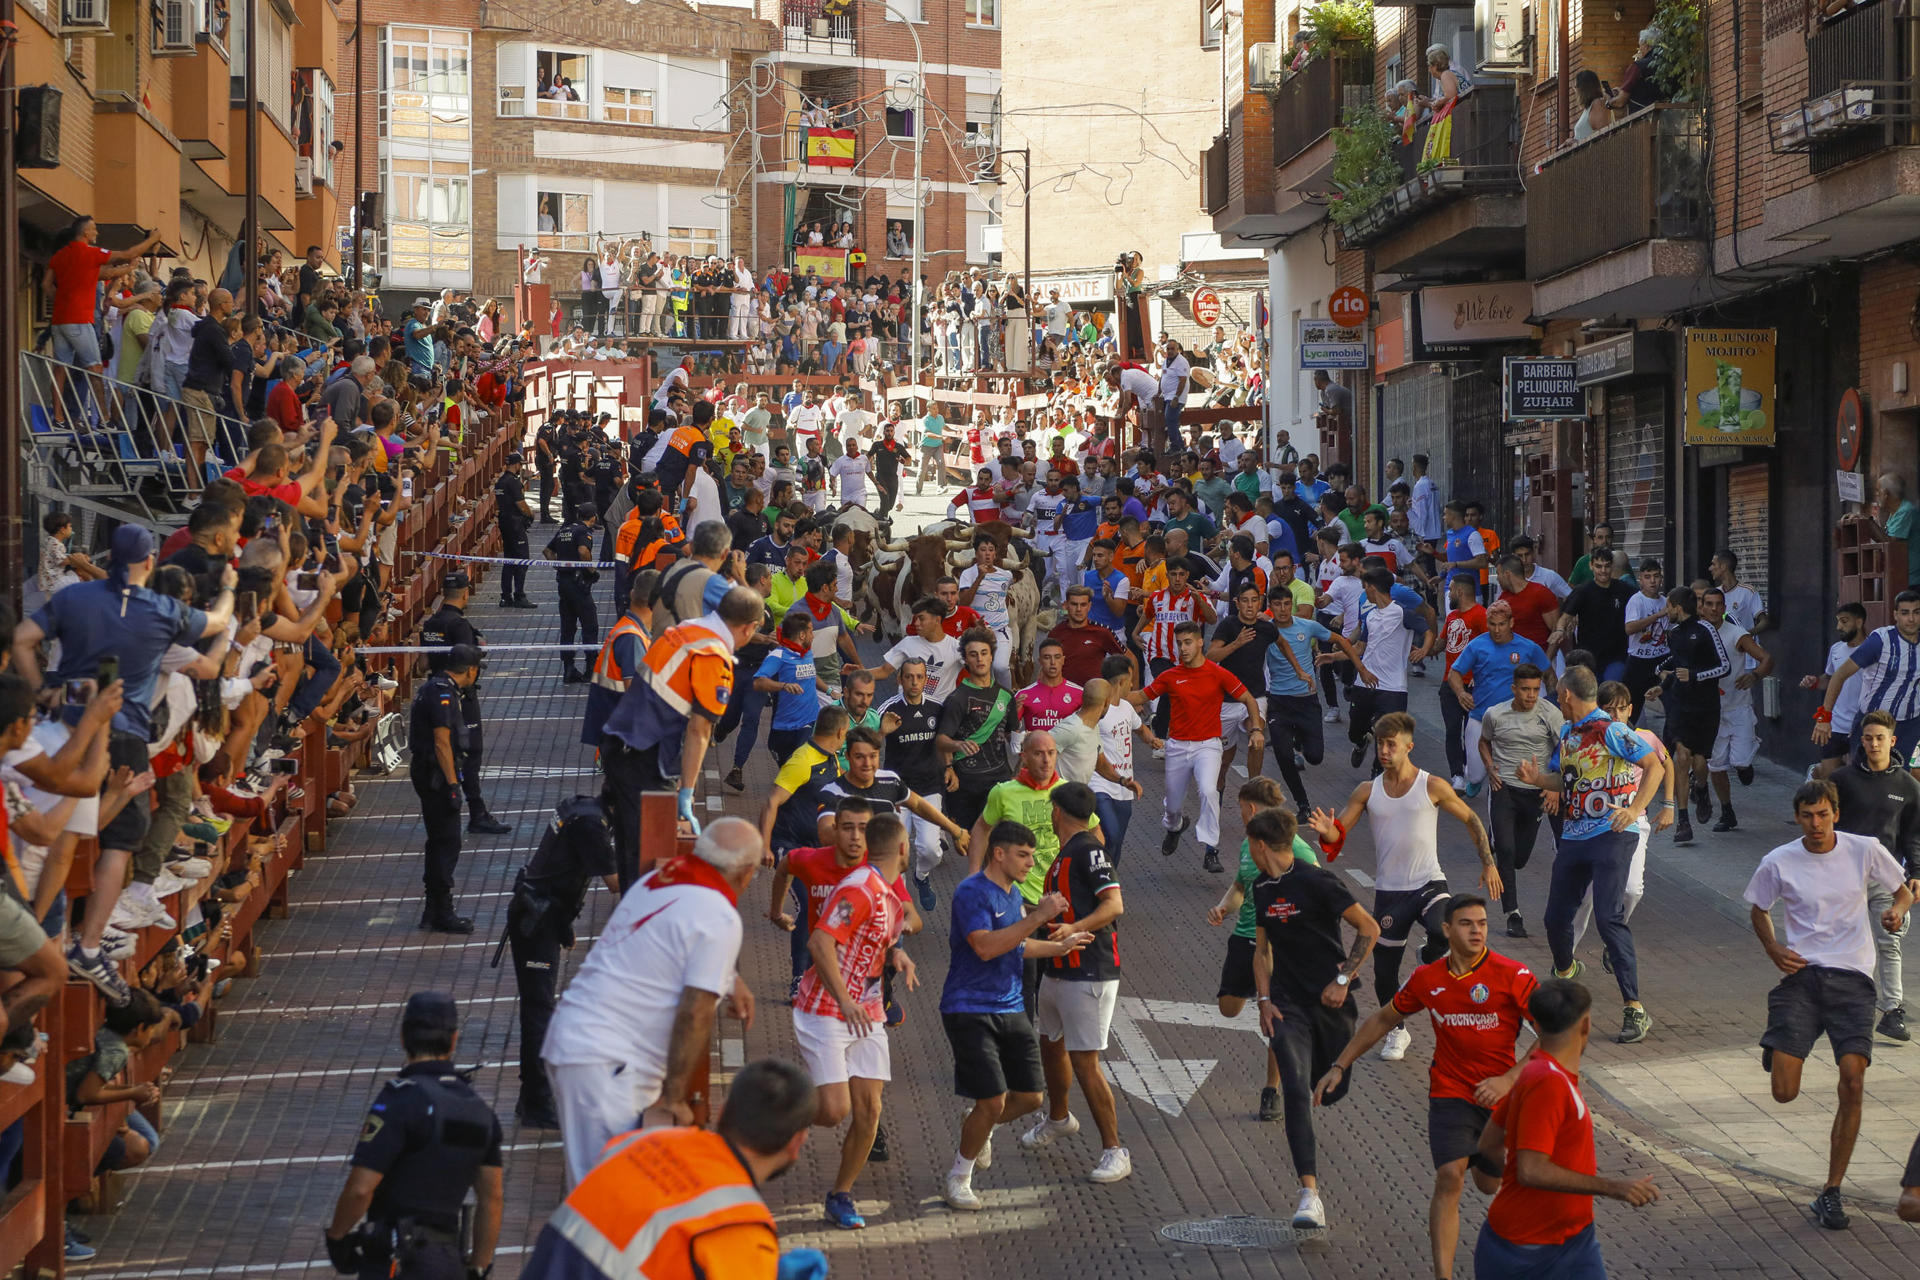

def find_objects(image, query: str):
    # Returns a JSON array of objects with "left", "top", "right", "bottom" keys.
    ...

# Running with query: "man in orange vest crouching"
[{"left": 519, "top": 1058, "right": 831, "bottom": 1280}]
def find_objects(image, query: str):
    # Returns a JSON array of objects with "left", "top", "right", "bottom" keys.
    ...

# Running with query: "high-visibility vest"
[
  {"left": 543, "top": 1128, "right": 775, "bottom": 1280},
  {"left": 592, "top": 615, "right": 650, "bottom": 696}
]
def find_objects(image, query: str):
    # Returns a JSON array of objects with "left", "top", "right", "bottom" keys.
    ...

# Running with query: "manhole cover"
[{"left": 1159, "top": 1216, "right": 1303, "bottom": 1248}]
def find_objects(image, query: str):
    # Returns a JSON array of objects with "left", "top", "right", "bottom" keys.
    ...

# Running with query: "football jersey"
[
  {"left": 819, "top": 770, "right": 913, "bottom": 817},
  {"left": 1141, "top": 660, "right": 1247, "bottom": 742},
  {"left": 1390, "top": 950, "right": 1537, "bottom": 1102},
  {"left": 784, "top": 846, "right": 909, "bottom": 931},
  {"left": 1017, "top": 680, "right": 1084, "bottom": 734},
  {"left": 1141, "top": 589, "right": 1200, "bottom": 663},
  {"left": 794, "top": 866, "right": 905, "bottom": 1021},
  {"left": 880, "top": 694, "right": 944, "bottom": 795}
]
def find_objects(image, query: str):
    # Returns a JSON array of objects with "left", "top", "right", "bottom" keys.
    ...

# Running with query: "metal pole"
[
  {"left": 1021, "top": 148, "right": 1030, "bottom": 369},
  {"left": 243, "top": 0, "right": 260, "bottom": 318},
  {"left": 0, "top": 0, "right": 20, "bottom": 615},
  {"left": 353, "top": 0, "right": 364, "bottom": 288},
  {"left": 874, "top": 2, "right": 922, "bottom": 382}
]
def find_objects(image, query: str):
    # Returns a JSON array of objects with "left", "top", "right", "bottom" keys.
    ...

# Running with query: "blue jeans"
[
  {"left": 1162, "top": 399, "right": 1184, "bottom": 451},
  {"left": 1094, "top": 792, "right": 1134, "bottom": 867},
  {"left": 1544, "top": 827, "right": 1640, "bottom": 1001},
  {"left": 730, "top": 687, "right": 767, "bottom": 769},
  {"left": 1474, "top": 1222, "right": 1605, "bottom": 1280},
  {"left": 788, "top": 881, "right": 812, "bottom": 983},
  {"left": 286, "top": 635, "right": 340, "bottom": 721}
]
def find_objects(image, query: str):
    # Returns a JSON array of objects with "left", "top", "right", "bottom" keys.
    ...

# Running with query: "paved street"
[{"left": 69, "top": 486, "right": 1920, "bottom": 1278}]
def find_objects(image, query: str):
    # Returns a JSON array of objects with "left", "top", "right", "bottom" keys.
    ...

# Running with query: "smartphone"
[
  {"left": 1602, "top": 80, "right": 1613, "bottom": 94},
  {"left": 324, "top": 552, "right": 342, "bottom": 574},
  {"left": 270, "top": 757, "right": 300, "bottom": 775},
  {"left": 236, "top": 591, "right": 258, "bottom": 623},
  {"left": 96, "top": 656, "right": 119, "bottom": 689},
  {"left": 64, "top": 679, "right": 89, "bottom": 706},
  {"left": 297, "top": 571, "right": 321, "bottom": 592},
  {"left": 402, "top": 476, "right": 414, "bottom": 500}
]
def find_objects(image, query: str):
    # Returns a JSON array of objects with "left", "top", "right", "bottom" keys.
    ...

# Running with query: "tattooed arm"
[
  {"left": 1431, "top": 773, "right": 1502, "bottom": 900},
  {"left": 1321, "top": 902, "right": 1381, "bottom": 1008}
]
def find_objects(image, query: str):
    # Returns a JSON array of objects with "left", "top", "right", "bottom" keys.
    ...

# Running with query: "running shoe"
[
  {"left": 1553, "top": 959, "right": 1586, "bottom": 982},
  {"left": 1018, "top": 1112, "right": 1080, "bottom": 1150},
  {"left": 1877, "top": 1007, "right": 1910, "bottom": 1043},
  {"left": 1202, "top": 846, "right": 1223, "bottom": 874},
  {"left": 823, "top": 1191, "right": 866, "bottom": 1229},
  {"left": 724, "top": 767, "right": 745, "bottom": 793},
  {"left": 1505, "top": 911, "right": 1528, "bottom": 939},
  {"left": 1322, "top": 706, "right": 1342, "bottom": 724},
  {"left": 1409, "top": 661, "right": 1427, "bottom": 679},
  {"left": 1349, "top": 731, "right": 1372, "bottom": 769},
  {"left": 1258, "top": 1087, "right": 1280, "bottom": 1122},
  {"left": 1377, "top": 1026, "right": 1412, "bottom": 1061},
  {"left": 1450, "top": 773, "right": 1467, "bottom": 793},
  {"left": 1291, "top": 1187, "right": 1327, "bottom": 1230},
  {"left": 64, "top": 1227, "right": 95, "bottom": 1262},
  {"left": 1691, "top": 783, "right": 1712, "bottom": 823},
  {"left": 1808, "top": 1186, "right": 1849, "bottom": 1230},
  {"left": 1161, "top": 817, "right": 1190, "bottom": 856},
  {"left": 913, "top": 872, "right": 936, "bottom": 912},
  {"left": 945, "top": 1174, "right": 983, "bottom": 1212},
  {"left": 869, "top": 1123, "right": 890, "bottom": 1163},
  {"left": 66, "top": 940, "right": 130, "bottom": 1006},
  {"left": 1617, "top": 1005, "right": 1653, "bottom": 1044},
  {"left": 1088, "top": 1147, "right": 1132, "bottom": 1183},
  {"left": 1712, "top": 807, "right": 1738, "bottom": 833}
]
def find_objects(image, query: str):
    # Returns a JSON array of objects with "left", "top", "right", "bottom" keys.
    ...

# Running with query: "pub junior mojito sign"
[{"left": 1684, "top": 328, "right": 1776, "bottom": 447}]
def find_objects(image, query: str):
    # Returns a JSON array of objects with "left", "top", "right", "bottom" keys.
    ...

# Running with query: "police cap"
[
  {"left": 441, "top": 570, "right": 471, "bottom": 593},
  {"left": 401, "top": 991, "right": 458, "bottom": 1032},
  {"left": 506, "top": 450, "right": 525, "bottom": 465}
]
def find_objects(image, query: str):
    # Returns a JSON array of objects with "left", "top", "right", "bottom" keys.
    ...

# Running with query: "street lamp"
[{"left": 873, "top": 1, "right": 924, "bottom": 382}]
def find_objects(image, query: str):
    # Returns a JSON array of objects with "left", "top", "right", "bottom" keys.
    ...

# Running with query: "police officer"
[
  {"left": 410, "top": 643, "right": 481, "bottom": 932},
  {"left": 547, "top": 508, "right": 600, "bottom": 684},
  {"left": 325, "top": 992, "right": 504, "bottom": 1280},
  {"left": 588, "top": 428, "right": 624, "bottom": 519},
  {"left": 558, "top": 421, "right": 593, "bottom": 524},
  {"left": 493, "top": 453, "right": 536, "bottom": 609},
  {"left": 533, "top": 416, "right": 559, "bottom": 522},
  {"left": 421, "top": 577, "right": 513, "bottom": 837},
  {"left": 497, "top": 796, "right": 619, "bottom": 1129}
]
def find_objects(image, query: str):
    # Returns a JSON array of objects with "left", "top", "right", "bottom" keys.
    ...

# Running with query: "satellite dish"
[{"left": 885, "top": 73, "right": 919, "bottom": 110}]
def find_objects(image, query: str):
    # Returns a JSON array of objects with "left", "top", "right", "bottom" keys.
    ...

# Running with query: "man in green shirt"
[
  {"left": 766, "top": 541, "right": 810, "bottom": 622},
  {"left": 1162, "top": 487, "right": 1217, "bottom": 543},
  {"left": 1568, "top": 521, "right": 1625, "bottom": 588},
  {"left": 918, "top": 405, "right": 947, "bottom": 495},
  {"left": 835, "top": 669, "right": 884, "bottom": 769},
  {"left": 1194, "top": 457, "right": 1234, "bottom": 528},
  {"left": 303, "top": 297, "right": 343, "bottom": 345},
  {"left": 740, "top": 391, "right": 773, "bottom": 457},
  {"left": 966, "top": 731, "right": 1098, "bottom": 906}
]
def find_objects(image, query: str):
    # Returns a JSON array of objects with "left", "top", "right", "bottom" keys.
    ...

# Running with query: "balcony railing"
[
  {"left": 1789, "top": 0, "right": 1920, "bottom": 173},
  {"left": 1202, "top": 132, "right": 1228, "bottom": 213},
  {"left": 1337, "top": 85, "right": 1521, "bottom": 247},
  {"left": 1527, "top": 106, "right": 1705, "bottom": 280},
  {"left": 1272, "top": 54, "right": 1374, "bottom": 167},
  {"left": 783, "top": 1, "right": 856, "bottom": 55}
]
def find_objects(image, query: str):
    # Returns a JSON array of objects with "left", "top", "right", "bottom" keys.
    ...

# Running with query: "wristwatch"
[{"left": 1334, "top": 973, "right": 1351, "bottom": 986}]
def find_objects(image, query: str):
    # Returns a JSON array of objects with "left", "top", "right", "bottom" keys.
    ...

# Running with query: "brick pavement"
[{"left": 65, "top": 501, "right": 1920, "bottom": 1278}]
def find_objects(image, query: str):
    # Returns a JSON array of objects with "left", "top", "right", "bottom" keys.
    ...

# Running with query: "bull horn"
[{"left": 879, "top": 539, "right": 908, "bottom": 552}]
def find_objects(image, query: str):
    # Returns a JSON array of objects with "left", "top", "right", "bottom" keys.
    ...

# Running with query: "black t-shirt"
[
  {"left": 870, "top": 438, "right": 907, "bottom": 484},
  {"left": 726, "top": 507, "right": 767, "bottom": 553},
  {"left": 1562, "top": 579, "right": 1633, "bottom": 663},
  {"left": 1250, "top": 860, "right": 1358, "bottom": 1010},
  {"left": 421, "top": 606, "right": 478, "bottom": 674},
  {"left": 408, "top": 673, "right": 465, "bottom": 771},
  {"left": 936, "top": 679, "right": 1014, "bottom": 792},
  {"left": 495, "top": 472, "right": 529, "bottom": 531},
  {"left": 1212, "top": 614, "right": 1280, "bottom": 696},
  {"left": 1832, "top": 763, "right": 1920, "bottom": 877},
  {"left": 1043, "top": 830, "right": 1120, "bottom": 981},
  {"left": 881, "top": 693, "right": 944, "bottom": 794},
  {"left": 161, "top": 542, "right": 222, "bottom": 588}
]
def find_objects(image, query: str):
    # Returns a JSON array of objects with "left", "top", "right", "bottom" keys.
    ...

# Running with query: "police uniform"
[
  {"left": 333, "top": 994, "right": 503, "bottom": 1280},
  {"left": 548, "top": 518, "right": 601, "bottom": 681},
  {"left": 534, "top": 422, "right": 559, "bottom": 521},
  {"left": 421, "top": 586, "right": 511, "bottom": 836},
  {"left": 493, "top": 459, "right": 535, "bottom": 606},
  {"left": 500, "top": 796, "right": 618, "bottom": 1126},
  {"left": 409, "top": 669, "right": 470, "bottom": 930},
  {"left": 558, "top": 438, "right": 591, "bottom": 524}
]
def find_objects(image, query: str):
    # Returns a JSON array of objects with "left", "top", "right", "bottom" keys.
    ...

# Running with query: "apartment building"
[
  {"left": 15, "top": 0, "right": 342, "bottom": 296},
  {"left": 1208, "top": 0, "right": 1920, "bottom": 763},
  {"left": 336, "top": 0, "right": 771, "bottom": 311},
  {"left": 749, "top": 0, "right": 999, "bottom": 287}
]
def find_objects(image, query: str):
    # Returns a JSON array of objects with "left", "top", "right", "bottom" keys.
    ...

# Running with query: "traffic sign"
[
  {"left": 1191, "top": 286, "right": 1222, "bottom": 327},
  {"left": 1328, "top": 286, "right": 1369, "bottom": 327}
]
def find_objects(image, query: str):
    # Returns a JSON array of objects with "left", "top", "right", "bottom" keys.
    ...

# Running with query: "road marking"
[
  {"left": 297, "top": 890, "right": 513, "bottom": 907},
  {"left": 224, "top": 995, "right": 518, "bottom": 1017},
  {"left": 173, "top": 1061, "right": 509, "bottom": 1088},
  {"left": 1344, "top": 868, "right": 1375, "bottom": 888},
  {"left": 71, "top": 1246, "right": 535, "bottom": 1279},
  {"left": 135, "top": 1141, "right": 561, "bottom": 1174}
]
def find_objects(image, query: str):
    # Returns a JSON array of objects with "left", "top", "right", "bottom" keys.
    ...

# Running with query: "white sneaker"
[
  {"left": 151, "top": 872, "right": 191, "bottom": 896},
  {"left": 1378, "top": 1026, "right": 1412, "bottom": 1062},
  {"left": 1151, "top": 745, "right": 1166, "bottom": 760},
  {"left": 1018, "top": 1112, "right": 1080, "bottom": 1150},
  {"left": 1451, "top": 773, "right": 1467, "bottom": 792},
  {"left": 113, "top": 884, "right": 175, "bottom": 931},
  {"left": 1088, "top": 1147, "right": 1132, "bottom": 1183},
  {"left": 1323, "top": 706, "right": 1342, "bottom": 724},
  {"left": 945, "top": 1173, "right": 983, "bottom": 1211},
  {"left": 1292, "top": 1187, "right": 1326, "bottom": 1229},
  {"left": 165, "top": 857, "right": 213, "bottom": 879}
]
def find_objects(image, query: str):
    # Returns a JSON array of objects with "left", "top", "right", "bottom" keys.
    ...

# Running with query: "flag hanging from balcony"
[{"left": 803, "top": 127, "right": 856, "bottom": 168}]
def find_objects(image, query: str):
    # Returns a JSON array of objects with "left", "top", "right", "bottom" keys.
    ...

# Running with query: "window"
[
  {"left": 386, "top": 26, "right": 471, "bottom": 144},
  {"left": 1201, "top": 0, "right": 1222, "bottom": 49},
  {"left": 885, "top": 0, "right": 923, "bottom": 19},
  {"left": 538, "top": 191, "right": 593, "bottom": 251},
  {"left": 604, "top": 86, "right": 655, "bottom": 125},
  {"left": 965, "top": 90, "right": 998, "bottom": 149},
  {"left": 966, "top": 0, "right": 997, "bottom": 26},
  {"left": 392, "top": 158, "right": 471, "bottom": 225},
  {"left": 536, "top": 49, "right": 590, "bottom": 119},
  {"left": 198, "top": 0, "right": 227, "bottom": 57},
  {"left": 229, "top": 2, "right": 293, "bottom": 126},
  {"left": 669, "top": 227, "right": 720, "bottom": 260},
  {"left": 885, "top": 106, "right": 916, "bottom": 139}
]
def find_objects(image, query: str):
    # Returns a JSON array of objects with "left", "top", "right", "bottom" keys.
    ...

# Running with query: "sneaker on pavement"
[
  {"left": 1019, "top": 1112, "right": 1080, "bottom": 1150},
  {"left": 823, "top": 1191, "right": 866, "bottom": 1229},
  {"left": 1877, "top": 1007, "right": 1911, "bottom": 1043},
  {"left": 912, "top": 871, "right": 937, "bottom": 912},
  {"left": 1088, "top": 1147, "right": 1132, "bottom": 1183},
  {"left": 66, "top": 940, "right": 130, "bottom": 1005},
  {"left": 1554, "top": 959, "right": 1586, "bottom": 981},
  {"left": 1617, "top": 1005, "right": 1653, "bottom": 1044},
  {"left": 1161, "top": 817, "right": 1191, "bottom": 856},
  {"left": 1410, "top": 661, "right": 1427, "bottom": 678},
  {"left": 1202, "top": 845, "right": 1223, "bottom": 874},
  {"left": 1349, "top": 732, "right": 1372, "bottom": 769},
  {"left": 1450, "top": 773, "right": 1467, "bottom": 793},
  {"left": 1809, "top": 1186, "right": 1849, "bottom": 1230},
  {"left": 945, "top": 1174, "right": 983, "bottom": 1212},
  {"left": 1258, "top": 1087, "right": 1280, "bottom": 1122},
  {"left": 1673, "top": 818, "right": 1695, "bottom": 846},
  {"left": 1377, "top": 1026, "right": 1412, "bottom": 1061},
  {"left": 1151, "top": 745, "right": 1166, "bottom": 760},
  {"left": 1506, "top": 911, "right": 1528, "bottom": 939},
  {"left": 1712, "top": 807, "right": 1738, "bottom": 832},
  {"left": 1291, "top": 1187, "right": 1326, "bottom": 1230},
  {"left": 724, "top": 767, "right": 745, "bottom": 792},
  {"left": 1322, "top": 706, "right": 1343, "bottom": 724}
]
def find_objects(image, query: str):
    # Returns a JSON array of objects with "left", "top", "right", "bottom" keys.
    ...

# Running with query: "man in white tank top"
[{"left": 1305, "top": 711, "right": 1500, "bottom": 1062}]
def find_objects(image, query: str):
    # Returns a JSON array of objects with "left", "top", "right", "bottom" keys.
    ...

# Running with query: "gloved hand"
[
  {"left": 677, "top": 786, "right": 700, "bottom": 831},
  {"left": 776, "top": 1248, "right": 830, "bottom": 1280},
  {"left": 323, "top": 1230, "right": 365, "bottom": 1275}
]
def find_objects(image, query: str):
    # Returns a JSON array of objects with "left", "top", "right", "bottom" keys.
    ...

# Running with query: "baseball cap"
[
  {"left": 110, "top": 525, "right": 156, "bottom": 564},
  {"left": 401, "top": 991, "right": 458, "bottom": 1032}
]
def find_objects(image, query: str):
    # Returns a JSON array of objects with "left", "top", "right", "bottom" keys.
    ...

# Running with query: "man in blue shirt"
[
  {"left": 1265, "top": 591, "right": 1332, "bottom": 814},
  {"left": 403, "top": 298, "right": 435, "bottom": 373},
  {"left": 753, "top": 612, "right": 822, "bottom": 764},
  {"left": 1050, "top": 475, "right": 1101, "bottom": 597},
  {"left": 1082, "top": 539, "right": 1130, "bottom": 640},
  {"left": 1445, "top": 600, "right": 1548, "bottom": 797},
  {"left": 13, "top": 525, "right": 235, "bottom": 1004},
  {"left": 940, "top": 820, "right": 1092, "bottom": 1212},
  {"left": 746, "top": 510, "right": 799, "bottom": 569}
]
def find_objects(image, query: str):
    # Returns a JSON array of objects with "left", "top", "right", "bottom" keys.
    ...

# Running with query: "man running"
[
  {"left": 1815, "top": 588, "right": 1920, "bottom": 774},
  {"left": 879, "top": 658, "right": 951, "bottom": 910},
  {"left": 821, "top": 728, "right": 970, "bottom": 869},
  {"left": 1622, "top": 559, "right": 1670, "bottom": 722},
  {"left": 1827, "top": 711, "right": 1920, "bottom": 1045},
  {"left": 957, "top": 537, "right": 1017, "bottom": 685},
  {"left": 1803, "top": 602, "right": 1866, "bottom": 779},
  {"left": 1477, "top": 663, "right": 1564, "bottom": 940},
  {"left": 1019, "top": 783, "right": 1131, "bottom": 1184},
  {"left": 1014, "top": 640, "right": 1084, "bottom": 746},
  {"left": 1700, "top": 585, "right": 1773, "bottom": 833},
  {"left": 1250, "top": 806, "right": 1381, "bottom": 1230},
  {"left": 1745, "top": 779, "right": 1913, "bottom": 1230},
  {"left": 1206, "top": 581, "right": 1279, "bottom": 805},
  {"left": 940, "top": 821, "right": 1092, "bottom": 1211},
  {"left": 1321, "top": 567, "right": 1419, "bottom": 770},
  {"left": 1438, "top": 575, "right": 1488, "bottom": 793},
  {"left": 1265, "top": 586, "right": 1331, "bottom": 815},
  {"left": 1446, "top": 601, "right": 1547, "bottom": 799},
  {"left": 1125, "top": 620, "right": 1265, "bottom": 873},
  {"left": 1304, "top": 711, "right": 1501, "bottom": 1062},
  {"left": 1317, "top": 895, "right": 1536, "bottom": 1280},
  {"left": 1136, "top": 554, "right": 1216, "bottom": 740},
  {"left": 1551, "top": 549, "right": 1633, "bottom": 683},
  {"left": 869, "top": 597, "right": 963, "bottom": 702},
  {"left": 937, "top": 630, "right": 1017, "bottom": 847}
]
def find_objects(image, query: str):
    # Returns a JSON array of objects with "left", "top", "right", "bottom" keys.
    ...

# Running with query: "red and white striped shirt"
[
  {"left": 1141, "top": 589, "right": 1200, "bottom": 663},
  {"left": 966, "top": 485, "right": 1008, "bottom": 523}
]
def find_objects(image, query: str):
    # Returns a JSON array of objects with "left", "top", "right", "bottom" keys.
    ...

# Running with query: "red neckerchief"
[
  {"left": 1016, "top": 767, "right": 1059, "bottom": 791},
  {"left": 650, "top": 854, "right": 739, "bottom": 906},
  {"left": 779, "top": 635, "right": 809, "bottom": 655},
  {"left": 804, "top": 592, "right": 835, "bottom": 621}
]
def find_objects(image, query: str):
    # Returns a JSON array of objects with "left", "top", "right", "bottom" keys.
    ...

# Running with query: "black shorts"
[
  {"left": 942, "top": 1011, "right": 1045, "bottom": 1100},
  {"left": 1661, "top": 698, "right": 1719, "bottom": 759},
  {"left": 1762, "top": 964, "right": 1875, "bottom": 1065},
  {"left": 945, "top": 785, "right": 994, "bottom": 836},
  {"left": 1218, "top": 934, "right": 1258, "bottom": 1000},
  {"left": 96, "top": 731, "right": 154, "bottom": 851},
  {"left": 1374, "top": 881, "right": 1452, "bottom": 951},
  {"left": 1820, "top": 734, "right": 1854, "bottom": 761},
  {"left": 1905, "top": 1130, "right": 1920, "bottom": 1191},
  {"left": 1429, "top": 1096, "right": 1500, "bottom": 1175}
]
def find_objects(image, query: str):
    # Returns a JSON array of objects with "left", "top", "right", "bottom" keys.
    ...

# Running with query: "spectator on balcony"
[
  {"left": 1607, "top": 28, "right": 1667, "bottom": 114},
  {"left": 180, "top": 288, "right": 237, "bottom": 469},
  {"left": 887, "top": 221, "right": 910, "bottom": 258},
  {"left": 1573, "top": 70, "right": 1614, "bottom": 142}
]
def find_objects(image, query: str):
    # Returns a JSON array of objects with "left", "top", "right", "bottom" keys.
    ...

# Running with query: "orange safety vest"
[
  {"left": 546, "top": 1128, "right": 776, "bottom": 1280},
  {"left": 615, "top": 516, "right": 645, "bottom": 566},
  {"left": 634, "top": 621, "right": 735, "bottom": 724},
  {"left": 591, "top": 614, "right": 651, "bottom": 697}
]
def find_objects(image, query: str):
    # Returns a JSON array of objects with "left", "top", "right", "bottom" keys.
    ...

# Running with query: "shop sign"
[
  {"left": 1416, "top": 282, "right": 1534, "bottom": 345},
  {"left": 1328, "top": 286, "right": 1370, "bottom": 327},
  {"left": 1191, "top": 287, "right": 1222, "bottom": 326},
  {"left": 1574, "top": 331, "right": 1669, "bottom": 386},
  {"left": 1298, "top": 317, "right": 1369, "bottom": 370},
  {"left": 1684, "top": 327, "right": 1777, "bottom": 447},
  {"left": 1037, "top": 275, "right": 1114, "bottom": 305},
  {"left": 1502, "top": 357, "right": 1583, "bottom": 421}
]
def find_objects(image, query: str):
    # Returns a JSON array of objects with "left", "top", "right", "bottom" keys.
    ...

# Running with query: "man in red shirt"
[
  {"left": 1125, "top": 621, "right": 1264, "bottom": 874},
  {"left": 935, "top": 576, "right": 984, "bottom": 640},
  {"left": 225, "top": 417, "right": 337, "bottom": 517},
  {"left": 1440, "top": 575, "right": 1488, "bottom": 790},
  {"left": 1047, "top": 587, "right": 1129, "bottom": 686},
  {"left": 1495, "top": 555, "right": 1560, "bottom": 651},
  {"left": 1316, "top": 895, "right": 1536, "bottom": 1280},
  {"left": 1472, "top": 980, "right": 1659, "bottom": 1278},
  {"left": 48, "top": 217, "right": 161, "bottom": 425}
]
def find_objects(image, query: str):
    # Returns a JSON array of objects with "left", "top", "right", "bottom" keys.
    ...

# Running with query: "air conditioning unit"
[
  {"left": 294, "top": 156, "right": 314, "bottom": 197},
  {"left": 1249, "top": 43, "right": 1285, "bottom": 92},
  {"left": 59, "top": 0, "right": 109, "bottom": 34},
  {"left": 153, "top": 0, "right": 199, "bottom": 55}
]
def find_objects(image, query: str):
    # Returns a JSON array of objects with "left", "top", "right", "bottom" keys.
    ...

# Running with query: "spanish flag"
[{"left": 803, "top": 127, "right": 856, "bottom": 169}]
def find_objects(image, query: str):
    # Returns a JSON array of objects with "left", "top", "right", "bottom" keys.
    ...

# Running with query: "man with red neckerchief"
[{"left": 935, "top": 577, "right": 985, "bottom": 641}]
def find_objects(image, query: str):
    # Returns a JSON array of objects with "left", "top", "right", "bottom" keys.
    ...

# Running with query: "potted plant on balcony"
[
  {"left": 1329, "top": 102, "right": 1403, "bottom": 232},
  {"left": 1302, "top": 0, "right": 1375, "bottom": 53}
]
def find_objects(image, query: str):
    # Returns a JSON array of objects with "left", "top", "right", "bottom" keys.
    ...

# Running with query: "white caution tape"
[
  {"left": 354, "top": 642, "right": 603, "bottom": 655},
  {"left": 405, "top": 551, "right": 619, "bottom": 569}
]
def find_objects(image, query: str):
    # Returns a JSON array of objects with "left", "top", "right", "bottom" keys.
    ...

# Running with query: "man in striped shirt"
[
  {"left": 1135, "top": 557, "right": 1215, "bottom": 741},
  {"left": 1817, "top": 590, "right": 1920, "bottom": 773}
]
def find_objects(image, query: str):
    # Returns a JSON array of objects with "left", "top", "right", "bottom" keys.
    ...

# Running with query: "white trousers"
[
  {"left": 1570, "top": 822, "right": 1648, "bottom": 952},
  {"left": 907, "top": 792, "right": 946, "bottom": 879},
  {"left": 729, "top": 294, "right": 752, "bottom": 341},
  {"left": 549, "top": 1059, "right": 660, "bottom": 1187},
  {"left": 638, "top": 294, "right": 662, "bottom": 334},
  {"left": 1164, "top": 736, "right": 1224, "bottom": 848},
  {"left": 1463, "top": 716, "right": 1487, "bottom": 785},
  {"left": 1049, "top": 539, "right": 1090, "bottom": 601}
]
